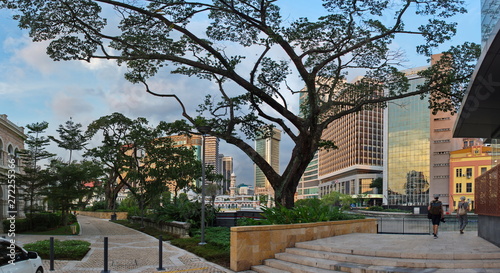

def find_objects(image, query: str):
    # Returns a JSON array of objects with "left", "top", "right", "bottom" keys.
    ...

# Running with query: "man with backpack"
[{"left": 428, "top": 194, "right": 444, "bottom": 239}]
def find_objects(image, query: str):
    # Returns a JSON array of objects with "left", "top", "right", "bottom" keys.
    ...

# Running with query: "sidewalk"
[{"left": 6, "top": 215, "right": 233, "bottom": 273}]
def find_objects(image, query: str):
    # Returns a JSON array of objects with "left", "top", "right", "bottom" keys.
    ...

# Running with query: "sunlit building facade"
[
  {"left": 384, "top": 68, "right": 431, "bottom": 207},
  {"left": 449, "top": 146, "right": 492, "bottom": 211},
  {"left": 383, "top": 65, "right": 467, "bottom": 209},
  {"left": 318, "top": 107, "right": 384, "bottom": 204}
]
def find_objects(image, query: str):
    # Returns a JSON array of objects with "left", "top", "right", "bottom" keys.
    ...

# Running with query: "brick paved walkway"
[{"left": 7, "top": 215, "right": 233, "bottom": 273}]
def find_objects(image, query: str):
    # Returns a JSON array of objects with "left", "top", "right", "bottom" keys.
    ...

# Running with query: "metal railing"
[{"left": 376, "top": 215, "right": 478, "bottom": 234}]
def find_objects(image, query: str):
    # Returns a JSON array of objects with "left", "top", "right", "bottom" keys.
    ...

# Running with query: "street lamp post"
[{"left": 197, "top": 125, "right": 211, "bottom": 246}]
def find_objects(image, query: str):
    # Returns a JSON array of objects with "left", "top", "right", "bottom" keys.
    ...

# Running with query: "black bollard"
[
  {"left": 50, "top": 237, "right": 54, "bottom": 271},
  {"left": 157, "top": 235, "right": 165, "bottom": 271},
  {"left": 101, "top": 237, "right": 110, "bottom": 273}
]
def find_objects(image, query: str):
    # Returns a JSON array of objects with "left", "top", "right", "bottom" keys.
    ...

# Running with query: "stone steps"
[
  {"left": 295, "top": 240, "right": 500, "bottom": 260},
  {"left": 251, "top": 235, "right": 500, "bottom": 273},
  {"left": 284, "top": 247, "right": 500, "bottom": 269}
]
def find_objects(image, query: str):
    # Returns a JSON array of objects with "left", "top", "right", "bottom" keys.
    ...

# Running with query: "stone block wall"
[
  {"left": 77, "top": 211, "right": 128, "bottom": 220},
  {"left": 230, "top": 218, "right": 377, "bottom": 271}
]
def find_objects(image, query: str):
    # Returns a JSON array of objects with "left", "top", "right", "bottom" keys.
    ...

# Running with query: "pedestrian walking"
[
  {"left": 428, "top": 194, "right": 444, "bottom": 239},
  {"left": 457, "top": 196, "right": 469, "bottom": 234}
]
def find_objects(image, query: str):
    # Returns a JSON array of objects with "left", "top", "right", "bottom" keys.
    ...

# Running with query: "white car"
[{"left": 0, "top": 238, "right": 44, "bottom": 273}]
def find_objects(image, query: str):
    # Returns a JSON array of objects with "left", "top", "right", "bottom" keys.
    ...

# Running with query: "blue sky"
[{"left": 0, "top": 1, "right": 482, "bottom": 186}]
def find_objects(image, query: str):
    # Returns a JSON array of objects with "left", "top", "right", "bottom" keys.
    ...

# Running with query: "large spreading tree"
[{"left": 2, "top": 0, "right": 481, "bottom": 208}]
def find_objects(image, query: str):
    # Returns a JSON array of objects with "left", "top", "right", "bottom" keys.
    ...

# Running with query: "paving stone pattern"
[{"left": 7, "top": 215, "right": 233, "bottom": 273}]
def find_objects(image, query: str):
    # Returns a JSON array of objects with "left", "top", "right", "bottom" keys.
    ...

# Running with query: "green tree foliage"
[
  {"left": 85, "top": 112, "right": 137, "bottom": 211},
  {"left": 49, "top": 117, "right": 88, "bottom": 163},
  {"left": 17, "top": 121, "right": 55, "bottom": 215},
  {"left": 370, "top": 177, "right": 383, "bottom": 194},
  {"left": 1, "top": 0, "right": 481, "bottom": 208},
  {"left": 42, "top": 159, "right": 101, "bottom": 225},
  {"left": 321, "top": 191, "right": 354, "bottom": 210},
  {"left": 85, "top": 112, "right": 204, "bottom": 226}
]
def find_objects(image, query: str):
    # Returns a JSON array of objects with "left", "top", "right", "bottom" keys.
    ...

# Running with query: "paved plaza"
[
  {"left": 4, "top": 215, "right": 232, "bottom": 273},
  {"left": 2, "top": 215, "right": 500, "bottom": 272}
]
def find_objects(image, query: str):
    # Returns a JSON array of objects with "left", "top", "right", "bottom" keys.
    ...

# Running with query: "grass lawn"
[{"left": 112, "top": 220, "right": 230, "bottom": 269}]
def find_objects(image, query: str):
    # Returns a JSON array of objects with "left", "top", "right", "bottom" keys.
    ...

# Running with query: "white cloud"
[{"left": 51, "top": 91, "right": 94, "bottom": 118}]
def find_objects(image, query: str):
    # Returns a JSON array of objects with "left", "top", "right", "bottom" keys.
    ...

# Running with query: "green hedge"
[
  {"left": 1, "top": 212, "right": 77, "bottom": 233},
  {"left": 23, "top": 239, "right": 90, "bottom": 260}
]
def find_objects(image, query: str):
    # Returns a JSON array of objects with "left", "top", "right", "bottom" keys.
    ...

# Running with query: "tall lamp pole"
[{"left": 198, "top": 125, "right": 211, "bottom": 245}]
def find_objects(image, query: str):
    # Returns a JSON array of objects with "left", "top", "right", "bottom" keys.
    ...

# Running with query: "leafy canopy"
[{"left": 0, "top": 0, "right": 481, "bottom": 207}]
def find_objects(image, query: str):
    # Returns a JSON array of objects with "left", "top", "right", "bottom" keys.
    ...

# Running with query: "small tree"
[
  {"left": 17, "top": 121, "right": 55, "bottom": 216},
  {"left": 43, "top": 159, "right": 100, "bottom": 225},
  {"left": 370, "top": 177, "right": 383, "bottom": 194},
  {"left": 49, "top": 118, "right": 87, "bottom": 163},
  {"left": 321, "top": 192, "right": 354, "bottom": 210},
  {"left": 85, "top": 113, "right": 135, "bottom": 211}
]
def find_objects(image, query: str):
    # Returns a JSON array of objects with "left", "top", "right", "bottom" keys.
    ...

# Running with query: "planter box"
[
  {"left": 230, "top": 218, "right": 377, "bottom": 271},
  {"left": 76, "top": 211, "right": 128, "bottom": 220}
]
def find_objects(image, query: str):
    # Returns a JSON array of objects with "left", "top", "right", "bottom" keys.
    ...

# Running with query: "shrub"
[
  {"left": 367, "top": 206, "right": 384, "bottom": 211},
  {"left": 236, "top": 217, "right": 266, "bottom": 226},
  {"left": 30, "top": 213, "right": 60, "bottom": 230},
  {"left": 23, "top": 239, "right": 91, "bottom": 260},
  {"left": 88, "top": 200, "right": 108, "bottom": 211},
  {"left": 2, "top": 218, "right": 31, "bottom": 233},
  {"left": 238, "top": 202, "right": 364, "bottom": 226},
  {"left": 154, "top": 198, "right": 218, "bottom": 228}
]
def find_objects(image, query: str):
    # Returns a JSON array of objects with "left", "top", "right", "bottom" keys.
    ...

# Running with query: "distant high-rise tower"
[
  {"left": 221, "top": 155, "right": 233, "bottom": 194},
  {"left": 204, "top": 136, "right": 220, "bottom": 180},
  {"left": 254, "top": 128, "right": 281, "bottom": 195}
]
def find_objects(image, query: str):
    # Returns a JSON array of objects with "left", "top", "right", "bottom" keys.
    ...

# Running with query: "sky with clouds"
[{"left": 0, "top": 1, "right": 481, "bottom": 187}]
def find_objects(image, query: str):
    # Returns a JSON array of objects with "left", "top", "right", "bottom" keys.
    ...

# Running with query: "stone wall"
[
  {"left": 77, "top": 211, "right": 128, "bottom": 220},
  {"left": 230, "top": 218, "right": 377, "bottom": 271},
  {"left": 129, "top": 216, "right": 191, "bottom": 238}
]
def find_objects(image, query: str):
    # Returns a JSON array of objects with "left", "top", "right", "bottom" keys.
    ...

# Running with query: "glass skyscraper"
[
  {"left": 254, "top": 128, "right": 281, "bottom": 195},
  {"left": 384, "top": 68, "right": 430, "bottom": 206},
  {"left": 481, "top": 0, "right": 500, "bottom": 47}
]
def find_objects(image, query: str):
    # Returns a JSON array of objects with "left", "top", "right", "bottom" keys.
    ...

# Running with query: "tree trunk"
[{"left": 272, "top": 134, "right": 319, "bottom": 208}]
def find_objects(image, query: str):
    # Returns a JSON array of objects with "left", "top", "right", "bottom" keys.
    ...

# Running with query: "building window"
[
  {"left": 466, "top": 168, "right": 473, "bottom": 178},
  {"left": 456, "top": 183, "right": 462, "bottom": 193},
  {"left": 466, "top": 183, "right": 472, "bottom": 193},
  {"left": 481, "top": 167, "right": 487, "bottom": 174},
  {"left": 456, "top": 168, "right": 463, "bottom": 177}
]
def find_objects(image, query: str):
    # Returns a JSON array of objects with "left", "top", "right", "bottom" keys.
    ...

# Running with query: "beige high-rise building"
[
  {"left": 317, "top": 108, "right": 384, "bottom": 204},
  {"left": 254, "top": 128, "right": 281, "bottom": 196},
  {"left": 221, "top": 156, "right": 233, "bottom": 194},
  {"left": 204, "top": 136, "right": 219, "bottom": 177}
]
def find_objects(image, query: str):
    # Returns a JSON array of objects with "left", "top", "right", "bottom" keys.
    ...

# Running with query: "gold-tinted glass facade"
[{"left": 386, "top": 76, "right": 430, "bottom": 206}]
